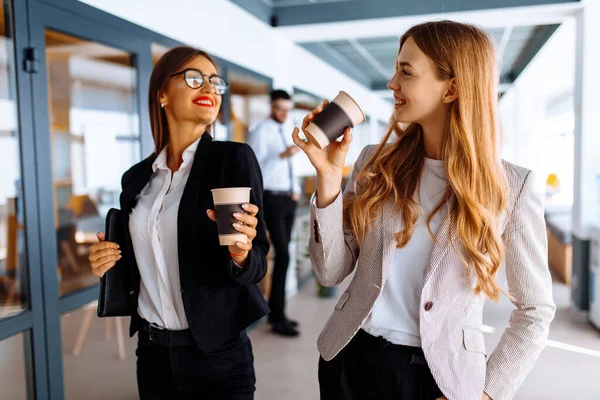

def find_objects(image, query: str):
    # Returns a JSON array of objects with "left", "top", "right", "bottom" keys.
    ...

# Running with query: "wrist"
[
  {"left": 317, "top": 172, "right": 342, "bottom": 187},
  {"left": 230, "top": 251, "right": 249, "bottom": 267}
]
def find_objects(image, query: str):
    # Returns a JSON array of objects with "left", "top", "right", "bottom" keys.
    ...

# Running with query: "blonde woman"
[{"left": 293, "top": 21, "right": 555, "bottom": 400}]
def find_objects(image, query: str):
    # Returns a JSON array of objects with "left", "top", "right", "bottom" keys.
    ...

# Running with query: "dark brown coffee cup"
[
  {"left": 304, "top": 91, "right": 365, "bottom": 149},
  {"left": 211, "top": 187, "right": 251, "bottom": 246}
]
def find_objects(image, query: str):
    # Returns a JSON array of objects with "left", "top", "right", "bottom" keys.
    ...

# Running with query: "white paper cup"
[
  {"left": 304, "top": 91, "right": 366, "bottom": 149},
  {"left": 211, "top": 187, "right": 251, "bottom": 246}
]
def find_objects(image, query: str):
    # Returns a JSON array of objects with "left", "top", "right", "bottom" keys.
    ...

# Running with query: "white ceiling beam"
[
  {"left": 314, "top": 42, "right": 372, "bottom": 81},
  {"left": 277, "top": 2, "right": 581, "bottom": 43},
  {"left": 499, "top": 83, "right": 512, "bottom": 92},
  {"left": 497, "top": 25, "right": 514, "bottom": 61},
  {"left": 348, "top": 39, "right": 391, "bottom": 79},
  {"left": 274, "top": 0, "right": 351, "bottom": 7}
]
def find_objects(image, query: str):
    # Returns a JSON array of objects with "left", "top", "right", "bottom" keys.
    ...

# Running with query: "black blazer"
[{"left": 118, "top": 133, "right": 270, "bottom": 353}]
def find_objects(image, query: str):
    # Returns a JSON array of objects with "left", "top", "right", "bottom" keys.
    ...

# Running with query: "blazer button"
[{"left": 424, "top": 301, "right": 433, "bottom": 311}]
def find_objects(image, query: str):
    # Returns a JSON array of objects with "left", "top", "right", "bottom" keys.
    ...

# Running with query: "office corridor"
[{"left": 2, "top": 268, "right": 598, "bottom": 399}]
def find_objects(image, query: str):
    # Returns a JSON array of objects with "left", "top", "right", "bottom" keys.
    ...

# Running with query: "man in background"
[{"left": 247, "top": 89, "right": 301, "bottom": 337}]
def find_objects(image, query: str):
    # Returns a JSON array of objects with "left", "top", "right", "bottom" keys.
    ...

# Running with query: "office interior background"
[{"left": 0, "top": 0, "right": 599, "bottom": 398}]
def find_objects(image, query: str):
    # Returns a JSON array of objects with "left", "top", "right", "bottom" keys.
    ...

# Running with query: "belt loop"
[{"left": 379, "top": 335, "right": 391, "bottom": 348}]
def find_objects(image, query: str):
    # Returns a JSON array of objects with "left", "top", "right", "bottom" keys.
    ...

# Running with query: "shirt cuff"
[{"left": 231, "top": 258, "right": 244, "bottom": 269}]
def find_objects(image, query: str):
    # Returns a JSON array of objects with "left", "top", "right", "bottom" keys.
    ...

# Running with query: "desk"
[{"left": 546, "top": 213, "right": 572, "bottom": 284}]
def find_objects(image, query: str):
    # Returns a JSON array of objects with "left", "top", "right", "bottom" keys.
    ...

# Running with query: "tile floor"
[
  {"left": 1, "top": 270, "right": 599, "bottom": 399},
  {"left": 250, "top": 270, "right": 600, "bottom": 400}
]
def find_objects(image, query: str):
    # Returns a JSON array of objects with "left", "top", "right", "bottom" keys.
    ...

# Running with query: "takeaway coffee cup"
[
  {"left": 304, "top": 91, "right": 366, "bottom": 149},
  {"left": 211, "top": 187, "right": 251, "bottom": 246}
]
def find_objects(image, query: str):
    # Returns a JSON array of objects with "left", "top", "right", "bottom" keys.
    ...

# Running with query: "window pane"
[
  {"left": 151, "top": 42, "right": 169, "bottom": 66},
  {"left": 0, "top": 0, "right": 28, "bottom": 320},
  {"left": 228, "top": 70, "right": 269, "bottom": 143},
  {"left": 0, "top": 332, "right": 31, "bottom": 399},
  {"left": 44, "top": 30, "right": 141, "bottom": 296}
]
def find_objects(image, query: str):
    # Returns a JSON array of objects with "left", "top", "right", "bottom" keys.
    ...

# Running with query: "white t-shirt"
[{"left": 362, "top": 157, "right": 448, "bottom": 347}]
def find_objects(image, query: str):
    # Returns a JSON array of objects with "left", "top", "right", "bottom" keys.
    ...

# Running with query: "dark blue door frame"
[
  {"left": 1, "top": 0, "right": 275, "bottom": 398},
  {"left": 0, "top": 0, "right": 50, "bottom": 399},
  {"left": 26, "top": 1, "right": 154, "bottom": 397}
]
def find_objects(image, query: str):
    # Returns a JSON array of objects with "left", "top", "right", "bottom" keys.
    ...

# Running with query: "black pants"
[
  {"left": 136, "top": 329, "right": 255, "bottom": 399},
  {"left": 319, "top": 330, "right": 444, "bottom": 400},
  {"left": 263, "top": 192, "right": 297, "bottom": 323}
]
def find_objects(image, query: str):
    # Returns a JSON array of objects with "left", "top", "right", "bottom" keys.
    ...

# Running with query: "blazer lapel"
[
  {"left": 381, "top": 200, "right": 401, "bottom": 284},
  {"left": 177, "top": 133, "right": 214, "bottom": 269},
  {"left": 121, "top": 156, "right": 155, "bottom": 210},
  {"left": 424, "top": 199, "right": 455, "bottom": 285},
  {"left": 120, "top": 154, "right": 155, "bottom": 291}
]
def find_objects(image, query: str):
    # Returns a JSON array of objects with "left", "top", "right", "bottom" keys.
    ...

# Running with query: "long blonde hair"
[{"left": 346, "top": 21, "right": 508, "bottom": 301}]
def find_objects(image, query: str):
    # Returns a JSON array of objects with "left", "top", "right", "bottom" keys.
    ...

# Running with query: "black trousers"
[
  {"left": 319, "top": 330, "right": 444, "bottom": 400},
  {"left": 263, "top": 192, "right": 297, "bottom": 323},
  {"left": 136, "top": 329, "right": 255, "bottom": 399}
]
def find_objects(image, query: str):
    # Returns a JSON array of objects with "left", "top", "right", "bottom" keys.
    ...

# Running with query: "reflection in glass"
[
  {"left": 151, "top": 42, "right": 170, "bottom": 66},
  {"left": 61, "top": 302, "right": 136, "bottom": 399},
  {"left": 228, "top": 70, "right": 270, "bottom": 143},
  {"left": 0, "top": 333, "right": 30, "bottom": 399},
  {"left": 44, "top": 30, "right": 141, "bottom": 296},
  {"left": 0, "top": 0, "right": 28, "bottom": 319}
]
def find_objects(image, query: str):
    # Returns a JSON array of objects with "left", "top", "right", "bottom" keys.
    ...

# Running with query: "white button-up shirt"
[
  {"left": 247, "top": 118, "right": 300, "bottom": 194},
  {"left": 128, "top": 137, "right": 201, "bottom": 330}
]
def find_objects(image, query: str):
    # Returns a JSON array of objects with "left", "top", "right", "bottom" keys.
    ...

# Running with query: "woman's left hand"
[{"left": 206, "top": 203, "right": 259, "bottom": 267}]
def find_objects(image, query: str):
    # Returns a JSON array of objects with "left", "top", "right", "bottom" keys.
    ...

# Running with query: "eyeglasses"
[{"left": 169, "top": 68, "right": 229, "bottom": 95}]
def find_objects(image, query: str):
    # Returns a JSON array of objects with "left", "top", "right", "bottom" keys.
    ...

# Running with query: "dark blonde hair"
[
  {"left": 346, "top": 21, "right": 508, "bottom": 301},
  {"left": 149, "top": 46, "right": 218, "bottom": 154}
]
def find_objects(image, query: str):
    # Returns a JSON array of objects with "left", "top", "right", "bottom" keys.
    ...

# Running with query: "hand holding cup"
[
  {"left": 292, "top": 100, "right": 351, "bottom": 179},
  {"left": 207, "top": 187, "right": 258, "bottom": 266},
  {"left": 292, "top": 92, "right": 365, "bottom": 208}
]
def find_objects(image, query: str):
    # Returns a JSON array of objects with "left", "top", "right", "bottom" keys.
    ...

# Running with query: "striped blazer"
[{"left": 309, "top": 145, "right": 555, "bottom": 400}]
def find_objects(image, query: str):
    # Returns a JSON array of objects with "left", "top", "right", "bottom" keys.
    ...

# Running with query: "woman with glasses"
[{"left": 88, "top": 46, "right": 269, "bottom": 399}]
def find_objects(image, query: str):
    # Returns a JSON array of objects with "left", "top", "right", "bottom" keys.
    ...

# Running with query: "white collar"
[{"left": 152, "top": 135, "right": 202, "bottom": 173}]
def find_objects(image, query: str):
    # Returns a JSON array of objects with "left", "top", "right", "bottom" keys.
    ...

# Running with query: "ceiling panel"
[
  {"left": 231, "top": 1, "right": 561, "bottom": 93},
  {"left": 487, "top": 27, "right": 506, "bottom": 46},
  {"left": 302, "top": 23, "right": 558, "bottom": 90}
]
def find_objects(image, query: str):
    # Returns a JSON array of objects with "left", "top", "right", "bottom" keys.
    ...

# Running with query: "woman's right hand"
[
  {"left": 292, "top": 99, "right": 353, "bottom": 207},
  {"left": 89, "top": 232, "right": 121, "bottom": 278},
  {"left": 292, "top": 99, "right": 353, "bottom": 178}
]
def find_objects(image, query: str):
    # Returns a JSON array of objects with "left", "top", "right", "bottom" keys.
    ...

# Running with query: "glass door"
[
  {"left": 27, "top": 1, "right": 152, "bottom": 397},
  {"left": 226, "top": 69, "right": 272, "bottom": 143},
  {"left": 0, "top": 0, "right": 49, "bottom": 398}
]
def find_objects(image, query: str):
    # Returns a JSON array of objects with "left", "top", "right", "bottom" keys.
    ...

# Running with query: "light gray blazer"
[{"left": 309, "top": 145, "right": 555, "bottom": 400}]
